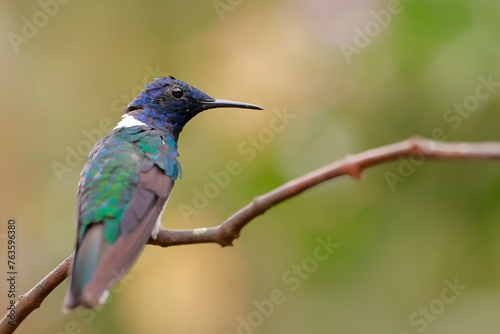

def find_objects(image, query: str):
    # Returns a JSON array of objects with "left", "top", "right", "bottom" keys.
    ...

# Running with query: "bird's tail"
[
  {"left": 62, "top": 224, "right": 110, "bottom": 313},
  {"left": 62, "top": 193, "right": 166, "bottom": 313}
]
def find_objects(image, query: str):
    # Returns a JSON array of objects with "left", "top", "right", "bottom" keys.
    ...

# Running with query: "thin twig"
[{"left": 3, "top": 137, "right": 500, "bottom": 333}]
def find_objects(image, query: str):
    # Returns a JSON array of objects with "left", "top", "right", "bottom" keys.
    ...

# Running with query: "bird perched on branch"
[{"left": 63, "top": 76, "right": 262, "bottom": 312}]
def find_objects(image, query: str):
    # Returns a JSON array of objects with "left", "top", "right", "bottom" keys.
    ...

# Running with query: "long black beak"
[{"left": 202, "top": 98, "right": 263, "bottom": 110}]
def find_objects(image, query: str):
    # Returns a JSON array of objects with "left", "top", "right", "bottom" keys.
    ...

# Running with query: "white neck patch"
[{"left": 114, "top": 114, "right": 148, "bottom": 129}]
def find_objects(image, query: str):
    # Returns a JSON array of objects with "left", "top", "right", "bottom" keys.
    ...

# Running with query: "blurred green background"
[{"left": 1, "top": 0, "right": 500, "bottom": 333}]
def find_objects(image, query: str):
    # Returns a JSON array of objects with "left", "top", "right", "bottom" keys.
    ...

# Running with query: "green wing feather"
[{"left": 77, "top": 126, "right": 180, "bottom": 243}]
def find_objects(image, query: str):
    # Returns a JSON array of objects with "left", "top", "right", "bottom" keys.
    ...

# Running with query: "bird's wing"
[{"left": 63, "top": 126, "right": 179, "bottom": 311}]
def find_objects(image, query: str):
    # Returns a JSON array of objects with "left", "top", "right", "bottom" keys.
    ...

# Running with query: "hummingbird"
[{"left": 62, "top": 76, "right": 262, "bottom": 312}]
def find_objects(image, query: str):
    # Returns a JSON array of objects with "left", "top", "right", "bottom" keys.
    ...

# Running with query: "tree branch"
[{"left": 3, "top": 137, "right": 500, "bottom": 333}]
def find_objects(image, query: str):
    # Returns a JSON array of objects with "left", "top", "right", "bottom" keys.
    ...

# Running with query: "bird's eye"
[{"left": 172, "top": 86, "right": 183, "bottom": 98}]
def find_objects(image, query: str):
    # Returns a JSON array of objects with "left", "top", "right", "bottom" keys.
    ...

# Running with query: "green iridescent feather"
[{"left": 77, "top": 126, "right": 180, "bottom": 244}]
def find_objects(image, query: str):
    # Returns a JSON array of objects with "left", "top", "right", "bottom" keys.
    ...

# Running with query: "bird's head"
[{"left": 124, "top": 76, "right": 262, "bottom": 136}]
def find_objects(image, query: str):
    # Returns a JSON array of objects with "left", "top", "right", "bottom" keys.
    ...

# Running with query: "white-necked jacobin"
[{"left": 63, "top": 76, "right": 262, "bottom": 312}]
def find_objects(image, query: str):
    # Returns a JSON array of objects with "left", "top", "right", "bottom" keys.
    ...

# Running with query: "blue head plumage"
[{"left": 124, "top": 76, "right": 262, "bottom": 138}]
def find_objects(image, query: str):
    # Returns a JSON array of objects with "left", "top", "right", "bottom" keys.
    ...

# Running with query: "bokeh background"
[{"left": 1, "top": 0, "right": 500, "bottom": 333}]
